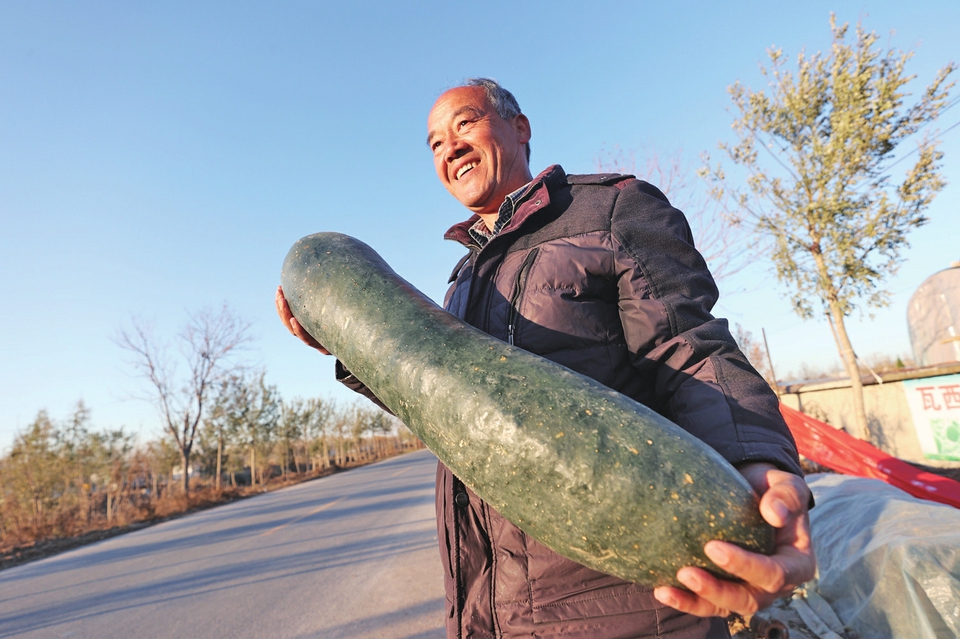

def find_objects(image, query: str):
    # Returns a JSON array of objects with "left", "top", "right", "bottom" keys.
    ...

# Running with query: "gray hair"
[{"left": 463, "top": 77, "right": 530, "bottom": 163}]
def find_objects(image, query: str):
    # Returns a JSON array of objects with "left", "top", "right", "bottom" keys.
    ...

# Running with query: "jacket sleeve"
[
  {"left": 610, "top": 179, "right": 802, "bottom": 476},
  {"left": 335, "top": 360, "right": 395, "bottom": 415}
]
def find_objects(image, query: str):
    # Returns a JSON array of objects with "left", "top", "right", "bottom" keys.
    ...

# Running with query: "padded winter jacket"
[{"left": 432, "top": 165, "right": 801, "bottom": 639}]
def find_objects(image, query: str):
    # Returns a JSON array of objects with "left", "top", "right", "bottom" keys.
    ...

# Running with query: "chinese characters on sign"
[{"left": 903, "top": 374, "right": 960, "bottom": 461}]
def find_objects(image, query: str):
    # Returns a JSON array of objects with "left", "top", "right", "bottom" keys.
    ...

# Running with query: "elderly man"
[{"left": 277, "top": 78, "right": 814, "bottom": 639}]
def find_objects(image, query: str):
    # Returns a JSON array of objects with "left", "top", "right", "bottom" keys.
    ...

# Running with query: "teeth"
[{"left": 456, "top": 162, "right": 477, "bottom": 180}]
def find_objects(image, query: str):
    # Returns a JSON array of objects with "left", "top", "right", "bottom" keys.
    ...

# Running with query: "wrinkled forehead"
[{"left": 427, "top": 86, "right": 491, "bottom": 132}]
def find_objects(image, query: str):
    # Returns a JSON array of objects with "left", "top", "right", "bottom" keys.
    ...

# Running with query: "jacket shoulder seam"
[{"left": 608, "top": 189, "right": 680, "bottom": 337}]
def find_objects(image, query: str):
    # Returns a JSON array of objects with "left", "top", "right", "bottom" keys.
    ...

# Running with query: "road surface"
[{"left": 0, "top": 449, "right": 446, "bottom": 639}]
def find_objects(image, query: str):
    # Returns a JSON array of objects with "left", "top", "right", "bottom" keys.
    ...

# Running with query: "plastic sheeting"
[
  {"left": 781, "top": 404, "right": 960, "bottom": 509},
  {"left": 807, "top": 473, "right": 960, "bottom": 638}
]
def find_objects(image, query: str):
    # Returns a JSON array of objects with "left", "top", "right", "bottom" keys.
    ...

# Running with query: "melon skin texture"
[{"left": 281, "top": 232, "right": 774, "bottom": 587}]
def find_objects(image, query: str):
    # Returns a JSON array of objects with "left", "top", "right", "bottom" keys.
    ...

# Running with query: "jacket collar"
[{"left": 443, "top": 164, "right": 567, "bottom": 248}]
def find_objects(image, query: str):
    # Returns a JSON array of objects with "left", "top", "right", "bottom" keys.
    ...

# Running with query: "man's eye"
[{"left": 458, "top": 119, "right": 471, "bottom": 130}]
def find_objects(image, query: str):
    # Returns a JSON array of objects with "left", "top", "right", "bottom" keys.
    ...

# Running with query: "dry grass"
[{"left": 0, "top": 454, "right": 398, "bottom": 572}]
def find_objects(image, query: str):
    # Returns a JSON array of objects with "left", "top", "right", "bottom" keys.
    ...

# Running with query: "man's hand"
[
  {"left": 653, "top": 462, "right": 815, "bottom": 618},
  {"left": 275, "top": 286, "right": 331, "bottom": 355}
]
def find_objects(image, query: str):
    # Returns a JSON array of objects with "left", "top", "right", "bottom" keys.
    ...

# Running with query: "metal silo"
[{"left": 908, "top": 262, "right": 960, "bottom": 366}]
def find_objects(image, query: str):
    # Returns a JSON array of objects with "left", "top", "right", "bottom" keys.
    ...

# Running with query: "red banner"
[{"left": 780, "top": 403, "right": 960, "bottom": 509}]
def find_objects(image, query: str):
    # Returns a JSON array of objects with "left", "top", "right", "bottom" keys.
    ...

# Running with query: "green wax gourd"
[{"left": 281, "top": 232, "right": 774, "bottom": 587}]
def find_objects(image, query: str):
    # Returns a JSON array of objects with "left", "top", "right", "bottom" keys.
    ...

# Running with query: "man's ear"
[{"left": 514, "top": 113, "right": 531, "bottom": 145}]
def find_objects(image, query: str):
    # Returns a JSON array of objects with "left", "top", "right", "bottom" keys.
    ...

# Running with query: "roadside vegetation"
[{"left": 0, "top": 392, "right": 423, "bottom": 571}]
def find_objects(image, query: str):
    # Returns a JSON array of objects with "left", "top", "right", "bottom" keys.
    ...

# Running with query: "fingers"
[
  {"left": 275, "top": 286, "right": 296, "bottom": 336},
  {"left": 654, "top": 573, "right": 733, "bottom": 618},
  {"left": 275, "top": 286, "right": 331, "bottom": 355},
  {"left": 758, "top": 473, "right": 809, "bottom": 528},
  {"left": 704, "top": 541, "right": 787, "bottom": 596},
  {"left": 696, "top": 482, "right": 814, "bottom": 607},
  {"left": 738, "top": 463, "right": 811, "bottom": 529},
  {"left": 656, "top": 466, "right": 817, "bottom": 618},
  {"left": 655, "top": 556, "right": 774, "bottom": 617}
]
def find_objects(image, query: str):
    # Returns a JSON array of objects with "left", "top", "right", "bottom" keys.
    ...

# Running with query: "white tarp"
[{"left": 806, "top": 473, "right": 960, "bottom": 638}]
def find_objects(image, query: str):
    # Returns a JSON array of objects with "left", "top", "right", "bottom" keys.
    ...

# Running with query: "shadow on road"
[
  {"left": 0, "top": 451, "right": 445, "bottom": 639},
  {"left": 289, "top": 597, "right": 446, "bottom": 639}
]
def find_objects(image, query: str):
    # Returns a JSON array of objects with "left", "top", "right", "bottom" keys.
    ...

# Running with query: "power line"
[
  {"left": 885, "top": 117, "right": 960, "bottom": 170},
  {"left": 939, "top": 93, "right": 960, "bottom": 115}
]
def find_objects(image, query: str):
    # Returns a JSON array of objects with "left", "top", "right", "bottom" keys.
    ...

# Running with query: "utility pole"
[{"left": 762, "top": 328, "right": 781, "bottom": 399}]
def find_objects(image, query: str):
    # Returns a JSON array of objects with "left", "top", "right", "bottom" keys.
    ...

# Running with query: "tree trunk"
[
  {"left": 250, "top": 448, "right": 256, "bottom": 487},
  {"left": 215, "top": 433, "right": 223, "bottom": 491},
  {"left": 293, "top": 444, "right": 304, "bottom": 475},
  {"left": 79, "top": 471, "right": 89, "bottom": 523},
  {"left": 828, "top": 303, "right": 870, "bottom": 440},
  {"left": 181, "top": 449, "right": 190, "bottom": 496}
]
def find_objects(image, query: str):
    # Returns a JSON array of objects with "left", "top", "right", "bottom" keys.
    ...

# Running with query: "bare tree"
[
  {"left": 732, "top": 323, "right": 774, "bottom": 386},
  {"left": 119, "top": 306, "right": 250, "bottom": 497},
  {"left": 596, "top": 147, "right": 756, "bottom": 283}
]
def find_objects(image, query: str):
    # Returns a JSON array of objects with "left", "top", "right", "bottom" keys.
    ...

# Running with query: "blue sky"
[{"left": 2, "top": 0, "right": 958, "bottom": 447}]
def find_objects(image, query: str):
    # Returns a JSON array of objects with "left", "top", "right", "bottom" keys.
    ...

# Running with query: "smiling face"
[{"left": 427, "top": 86, "right": 532, "bottom": 219}]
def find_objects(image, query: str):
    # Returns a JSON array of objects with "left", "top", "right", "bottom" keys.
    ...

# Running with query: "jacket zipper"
[
  {"left": 452, "top": 475, "right": 465, "bottom": 639},
  {"left": 507, "top": 248, "right": 540, "bottom": 345}
]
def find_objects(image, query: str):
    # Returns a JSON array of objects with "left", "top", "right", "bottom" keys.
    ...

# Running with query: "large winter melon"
[{"left": 281, "top": 232, "right": 773, "bottom": 586}]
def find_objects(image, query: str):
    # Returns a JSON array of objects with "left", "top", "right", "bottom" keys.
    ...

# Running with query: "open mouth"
[{"left": 456, "top": 162, "right": 477, "bottom": 180}]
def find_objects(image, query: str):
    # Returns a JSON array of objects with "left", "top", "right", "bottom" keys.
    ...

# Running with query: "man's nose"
[{"left": 444, "top": 137, "right": 468, "bottom": 162}]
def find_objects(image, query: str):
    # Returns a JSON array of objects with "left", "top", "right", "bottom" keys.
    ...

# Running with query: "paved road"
[{"left": 0, "top": 449, "right": 446, "bottom": 639}]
